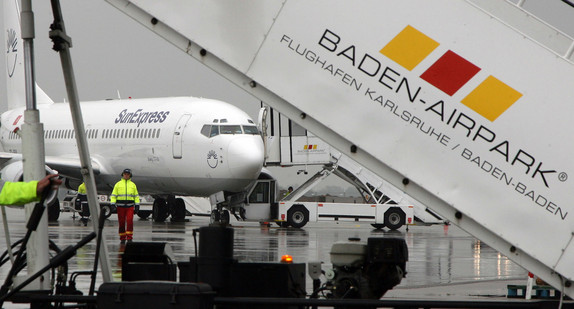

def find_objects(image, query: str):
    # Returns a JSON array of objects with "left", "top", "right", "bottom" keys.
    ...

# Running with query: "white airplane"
[{"left": 2, "top": 0, "right": 265, "bottom": 222}]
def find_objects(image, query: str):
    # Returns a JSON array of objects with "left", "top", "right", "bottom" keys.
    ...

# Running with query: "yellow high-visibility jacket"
[
  {"left": 110, "top": 179, "right": 140, "bottom": 206},
  {"left": 0, "top": 180, "right": 39, "bottom": 205},
  {"left": 77, "top": 182, "right": 86, "bottom": 194}
]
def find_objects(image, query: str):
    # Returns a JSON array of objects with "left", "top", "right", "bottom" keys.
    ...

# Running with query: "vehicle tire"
[
  {"left": 371, "top": 223, "right": 385, "bottom": 230},
  {"left": 101, "top": 204, "right": 113, "bottom": 219},
  {"left": 152, "top": 198, "right": 169, "bottom": 222},
  {"left": 384, "top": 207, "right": 406, "bottom": 230},
  {"left": 137, "top": 210, "right": 151, "bottom": 219},
  {"left": 171, "top": 198, "right": 186, "bottom": 222},
  {"left": 287, "top": 205, "right": 309, "bottom": 228},
  {"left": 48, "top": 198, "right": 60, "bottom": 222}
]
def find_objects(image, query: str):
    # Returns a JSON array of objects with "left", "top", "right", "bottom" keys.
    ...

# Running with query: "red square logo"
[{"left": 420, "top": 50, "right": 481, "bottom": 96}]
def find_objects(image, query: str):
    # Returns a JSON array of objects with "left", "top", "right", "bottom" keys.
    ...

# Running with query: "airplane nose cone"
[{"left": 227, "top": 136, "right": 264, "bottom": 179}]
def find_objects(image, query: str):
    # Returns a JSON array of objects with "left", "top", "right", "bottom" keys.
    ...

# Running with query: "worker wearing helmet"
[{"left": 110, "top": 169, "right": 140, "bottom": 242}]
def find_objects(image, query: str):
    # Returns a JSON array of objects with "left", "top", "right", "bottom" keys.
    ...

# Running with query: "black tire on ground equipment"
[
  {"left": 287, "top": 205, "right": 309, "bottom": 228},
  {"left": 384, "top": 207, "right": 406, "bottom": 230}
]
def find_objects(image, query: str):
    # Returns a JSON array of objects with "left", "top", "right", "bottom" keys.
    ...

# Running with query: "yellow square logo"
[
  {"left": 461, "top": 76, "right": 522, "bottom": 121},
  {"left": 380, "top": 25, "right": 439, "bottom": 71}
]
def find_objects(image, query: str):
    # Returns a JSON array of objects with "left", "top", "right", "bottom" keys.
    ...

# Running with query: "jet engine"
[
  {"left": 0, "top": 160, "right": 59, "bottom": 206},
  {"left": 324, "top": 237, "right": 408, "bottom": 299}
]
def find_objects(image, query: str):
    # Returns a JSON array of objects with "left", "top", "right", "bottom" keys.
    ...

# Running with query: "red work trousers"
[{"left": 117, "top": 206, "right": 134, "bottom": 241}]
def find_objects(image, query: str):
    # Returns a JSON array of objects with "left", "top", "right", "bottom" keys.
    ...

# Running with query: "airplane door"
[
  {"left": 257, "top": 107, "right": 268, "bottom": 164},
  {"left": 172, "top": 114, "right": 191, "bottom": 159}
]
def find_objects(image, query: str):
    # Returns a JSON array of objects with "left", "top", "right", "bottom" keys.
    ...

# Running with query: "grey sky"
[{"left": 1, "top": 0, "right": 574, "bottom": 193}]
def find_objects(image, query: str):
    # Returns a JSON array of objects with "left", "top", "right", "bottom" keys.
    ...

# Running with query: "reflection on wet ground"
[{"left": 0, "top": 209, "right": 527, "bottom": 297}]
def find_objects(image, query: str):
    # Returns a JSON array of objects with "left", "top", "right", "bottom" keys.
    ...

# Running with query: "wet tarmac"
[{"left": 0, "top": 207, "right": 531, "bottom": 306}]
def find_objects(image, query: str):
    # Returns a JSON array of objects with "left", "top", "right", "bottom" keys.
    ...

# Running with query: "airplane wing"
[
  {"left": 0, "top": 151, "right": 101, "bottom": 181},
  {"left": 44, "top": 156, "right": 101, "bottom": 180},
  {"left": 0, "top": 152, "right": 21, "bottom": 166}
]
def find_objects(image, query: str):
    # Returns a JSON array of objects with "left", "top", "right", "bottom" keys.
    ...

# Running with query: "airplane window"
[
  {"left": 121, "top": 129, "right": 126, "bottom": 139},
  {"left": 152, "top": 129, "right": 157, "bottom": 138},
  {"left": 248, "top": 119, "right": 254, "bottom": 124},
  {"left": 145, "top": 129, "right": 149, "bottom": 138},
  {"left": 220, "top": 119, "right": 228, "bottom": 123},
  {"left": 94, "top": 129, "right": 98, "bottom": 139},
  {"left": 210, "top": 125, "right": 219, "bottom": 137},
  {"left": 137, "top": 129, "right": 140, "bottom": 139},
  {"left": 129, "top": 129, "right": 132, "bottom": 139},
  {"left": 201, "top": 125, "right": 210, "bottom": 137},
  {"left": 213, "top": 119, "right": 219, "bottom": 123},
  {"left": 156, "top": 129, "right": 161, "bottom": 138},
  {"left": 242, "top": 126, "right": 259, "bottom": 135},
  {"left": 220, "top": 125, "right": 242, "bottom": 134}
]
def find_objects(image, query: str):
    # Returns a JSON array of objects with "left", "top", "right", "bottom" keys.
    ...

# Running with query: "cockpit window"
[
  {"left": 210, "top": 125, "right": 219, "bottom": 137},
  {"left": 220, "top": 125, "right": 242, "bottom": 134},
  {"left": 201, "top": 125, "right": 220, "bottom": 137},
  {"left": 202, "top": 124, "right": 258, "bottom": 137},
  {"left": 242, "top": 125, "right": 259, "bottom": 135},
  {"left": 201, "top": 125, "right": 210, "bottom": 137}
]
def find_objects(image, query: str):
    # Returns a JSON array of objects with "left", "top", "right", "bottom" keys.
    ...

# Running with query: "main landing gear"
[{"left": 151, "top": 195, "right": 187, "bottom": 222}]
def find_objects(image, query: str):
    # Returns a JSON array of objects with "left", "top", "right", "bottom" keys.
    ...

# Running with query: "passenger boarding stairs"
[
  {"left": 106, "top": 0, "right": 574, "bottom": 298},
  {"left": 271, "top": 117, "right": 444, "bottom": 224}
]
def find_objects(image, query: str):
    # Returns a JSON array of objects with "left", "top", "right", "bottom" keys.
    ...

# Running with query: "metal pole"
[
  {"left": 19, "top": 0, "right": 50, "bottom": 292},
  {"left": 48, "top": 0, "right": 112, "bottom": 282}
]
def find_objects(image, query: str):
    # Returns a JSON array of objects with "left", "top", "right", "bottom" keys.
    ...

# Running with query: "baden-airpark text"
[{"left": 278, "top": 30, "right": 567, "bottom": 221}]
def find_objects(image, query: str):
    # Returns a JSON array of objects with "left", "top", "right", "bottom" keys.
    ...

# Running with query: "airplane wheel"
[
  {"left": 153, "top": 198, "right": 169, "bottom": 222},
  {"left": 221, "top": 210, "right": 230, "bottom": 225},
  {"left": 210, "top": 210, "right": 220, "bottom": 224},
  {"left": 171, "top": 198, "right": 186, "bottom": 222},
  {"left": 287, "top": 205, "right": 309, "bottom": 228},
  {"left": 371, "top": 224, "right": 385, "bottom": 230},
  {"left": 384, "top": 207, "right": 406, "bottom": 230},
  {"left": 48, "top": 198, "right": 60, "bottom": 222}
]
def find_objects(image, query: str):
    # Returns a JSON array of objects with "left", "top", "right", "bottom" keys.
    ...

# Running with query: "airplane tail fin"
[{"left": 4, "top": 0, "right": 54, "bottom": 111}]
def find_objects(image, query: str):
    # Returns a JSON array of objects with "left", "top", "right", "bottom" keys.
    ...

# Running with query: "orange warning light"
[{"left": 281, "top": 255, "right": 293, "bottom": 263}]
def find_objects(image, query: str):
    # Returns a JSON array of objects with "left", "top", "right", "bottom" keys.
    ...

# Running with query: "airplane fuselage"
[{"left": 0, "top": 97, "right": 265, "bottom": 196}]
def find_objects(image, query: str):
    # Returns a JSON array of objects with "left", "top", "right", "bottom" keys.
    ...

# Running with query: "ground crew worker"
[
  {"left": 110, "top": 169, "right": 139, "bottom": 243},
  {"left": 76, "top": 182, "right": 89, "bottom": 218},
  {"left": 0, "top": 174, "right": 62, "bottom": 205}
]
